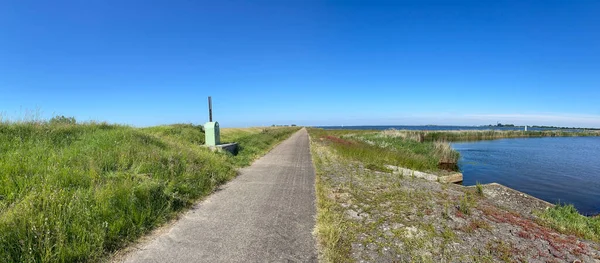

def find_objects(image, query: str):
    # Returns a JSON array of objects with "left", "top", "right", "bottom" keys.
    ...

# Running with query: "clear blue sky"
[{"left": 1, "top": 0, "right": 599, "bottom": 127}]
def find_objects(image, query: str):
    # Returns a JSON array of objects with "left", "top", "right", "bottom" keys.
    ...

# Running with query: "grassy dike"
[
  {"left": 0, "top": 121, "right": 299, "bottom": 262},
  {"left": 308, "top": 129, "right": 460, "bottom": 173},
  {"left": 308, "top": 128, "right": 600, "bottom": 262}
]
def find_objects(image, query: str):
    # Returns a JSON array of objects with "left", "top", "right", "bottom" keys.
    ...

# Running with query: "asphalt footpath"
[{"left": 120, "top": 128, "right": 317, "bottom": 263}]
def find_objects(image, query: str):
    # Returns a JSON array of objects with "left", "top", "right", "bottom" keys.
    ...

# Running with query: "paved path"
[{"left": 120, "top": 128, "right": 317, "bottom": 263}]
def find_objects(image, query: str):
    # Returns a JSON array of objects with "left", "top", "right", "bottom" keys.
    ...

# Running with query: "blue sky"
[{"left": 1, "top": 0, "right": 599, "bottom": 127}]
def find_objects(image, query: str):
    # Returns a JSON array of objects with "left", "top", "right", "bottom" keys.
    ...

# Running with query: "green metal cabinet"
[{"left": 204, "top": 122, "right": 220, "bottom": 146}]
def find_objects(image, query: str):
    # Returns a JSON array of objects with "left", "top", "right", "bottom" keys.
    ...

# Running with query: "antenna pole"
[{"left": 208, "top": 96, "right": 213, "bottom": 122}]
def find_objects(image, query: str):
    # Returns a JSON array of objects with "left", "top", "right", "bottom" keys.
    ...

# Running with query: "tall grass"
[
  {"left": 310, "top": 146, "right": 351, "bottom": 262},
  {"left": 0, "top": 121, "right": 299, "bottom": 262},
  {"left": 380, "top": 129, "right": 424, "bottom": 142},
  {"left": 308, "top": 129, "right": 457, "bottom": 172},
  {"left": 433, "top": 140, "right": 459, "bottom": 165},
  {"left": 538, "top": 204, "right": 600, "bottom": 243},
  {"left": 141, "top": 123, "right": 205, "bottom": 145},
  {"left": 349, "top": 130, "right": 460, "bottom": 171}
]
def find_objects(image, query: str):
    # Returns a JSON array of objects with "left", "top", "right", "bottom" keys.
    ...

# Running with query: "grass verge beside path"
[
  {"left": 311, "top": 142, "right": 353, "bottom": 263},
  {"left": 0, "top": 121, "right": 299, "bottom": 263}
]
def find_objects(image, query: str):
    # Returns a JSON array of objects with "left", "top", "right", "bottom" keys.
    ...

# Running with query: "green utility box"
[{"left": 204, "top": 122, "right": 220, "bottom": 146}]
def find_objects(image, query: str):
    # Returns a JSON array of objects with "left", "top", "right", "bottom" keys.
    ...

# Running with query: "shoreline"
[
  {"left": 450, "top": 136, "right": 600, "bottom": 217},
  {"left": 308, "top": 127, "right": 600, "bottom": 262},
  {"left": 323, "top": 127, "right": 599, "bottom": 215},
  {"left": 308, "top": 133, "right": 600, "bottom": 262}
]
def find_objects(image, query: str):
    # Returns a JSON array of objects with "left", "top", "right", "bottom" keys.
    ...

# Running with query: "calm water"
[{"left": 452, "top": 137, "right": 600, "bottom": 215}]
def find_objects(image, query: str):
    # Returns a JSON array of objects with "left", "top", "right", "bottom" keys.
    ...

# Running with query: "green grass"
[
  {"left": 458, "top": 193, "right": 474, "bottom": 215},
  {"left": 141, "top": 123, "right": 206, "bottom": 145},
  {"left": 476, "top": 182, "right": 484, "bottom": 196},
  {"left": 311, "top": 156, "right": 353, "bottom": 263},
  {"left": 538, "top": 204, "right": 600, "bottom": 243},
  {"left": 0, "top": 121, "right": 299, "bottom": 262}
]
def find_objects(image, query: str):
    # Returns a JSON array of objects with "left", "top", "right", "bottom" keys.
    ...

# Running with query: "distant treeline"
[{"left": 530, "top": 125, "right": 600, "bottom": 130}]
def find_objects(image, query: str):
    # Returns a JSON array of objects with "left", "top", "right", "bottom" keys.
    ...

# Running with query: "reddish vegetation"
[
  {"left": 321, "top": 135, "right": 355, "bottom": 146},
  {"left": 462, "top": 219, "right": 489, "bottom": 233},
  {"left": 481, "top": 205, "right": 591, "bottom": 260},
  {"left": 517, "top": 230, "right": 534, "bottom": 239}
]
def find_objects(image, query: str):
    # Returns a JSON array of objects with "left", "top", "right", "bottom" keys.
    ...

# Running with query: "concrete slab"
[
  {"left": 206, "top": 142, "right": 238, "bottom": 155},
  {"left": 384, "top": 165, "right": 463, "bottom": 183}
]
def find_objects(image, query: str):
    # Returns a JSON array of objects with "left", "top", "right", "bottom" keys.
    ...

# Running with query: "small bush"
[
  {"left": 476, "top": 182, "right": 484, "bottom": 196},
  {"left": 49, "top": 115, "right": 76, "bottom": 125},
  {"left": 458, "top": 193, "right": 473, "bottom": 215}
]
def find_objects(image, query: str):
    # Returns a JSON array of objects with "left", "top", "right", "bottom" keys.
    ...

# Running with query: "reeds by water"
[{"left": 380, "top": 129, "right": 600, "bottom": 142}]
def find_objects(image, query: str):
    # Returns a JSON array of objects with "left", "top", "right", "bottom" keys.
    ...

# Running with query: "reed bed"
[{"left": 380, "top": 129, "right": 600, "bottom": 142}]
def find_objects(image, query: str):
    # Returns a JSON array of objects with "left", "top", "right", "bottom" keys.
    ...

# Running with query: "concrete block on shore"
[
  {"left": 204, "top": 142, "right": 238, "bottom": 155},
  {"left": 473, "top": 183, "right": 554, "bottom": 217},
  {"left": 439, "top": 173, "right": 463, "bottom": 183},
  {"left": 384, "top": 165, "right": 463, "bottom": 184}
]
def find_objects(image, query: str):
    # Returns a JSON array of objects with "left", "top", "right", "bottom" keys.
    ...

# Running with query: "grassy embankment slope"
[
  {"left": 309, "top": 128, "right": 600, "bottom": 262},
  {"left": 308, "top": 129, "right": 460, "bottom": 174},
  {"left": 0, "top": 121, "right": 299, "bottom": 262}
]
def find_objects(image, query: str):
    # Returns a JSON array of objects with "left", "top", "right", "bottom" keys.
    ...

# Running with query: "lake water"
[{"left": 452, "top": 137, "right": 600, "bottom": 215}]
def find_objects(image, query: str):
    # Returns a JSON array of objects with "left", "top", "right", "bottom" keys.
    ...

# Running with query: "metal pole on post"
[{"left": 208, "top": 96, "right": 213, "bottom": 122}]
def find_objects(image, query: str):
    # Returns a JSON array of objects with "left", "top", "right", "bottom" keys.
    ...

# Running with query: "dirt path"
[{"left": 119, "top": 128, "right": 317, "bottom": 263}]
